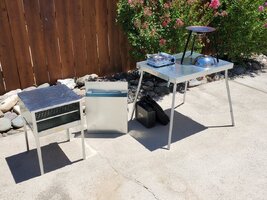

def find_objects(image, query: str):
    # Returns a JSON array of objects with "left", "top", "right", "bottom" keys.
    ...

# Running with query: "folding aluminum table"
[{"left": 131, "top": 52, "right": 235, "bottom": 150}]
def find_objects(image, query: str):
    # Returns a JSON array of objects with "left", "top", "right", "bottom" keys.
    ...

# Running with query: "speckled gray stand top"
[{"left": 18, "top": 84, "right": 80, "bottom": 112}]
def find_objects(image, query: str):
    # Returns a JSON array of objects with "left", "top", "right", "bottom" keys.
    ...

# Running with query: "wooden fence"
[{"left": 0, "top": 0, "right": 133, "bottom": 95}]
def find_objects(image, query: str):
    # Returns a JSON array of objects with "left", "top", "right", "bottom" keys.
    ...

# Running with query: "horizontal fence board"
[
  {"left": 23, "top": 0, "right": 49, "bottom": 85},
  {"left": 5, "top": 0, "right": 35, "bottom": 88},
  {"left": 0, "top": 0, "right": 21, "bottom": 91}
]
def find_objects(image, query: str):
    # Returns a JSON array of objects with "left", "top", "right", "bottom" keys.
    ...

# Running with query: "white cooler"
[{"left": 85, "top": 81, "right": 128, "bottom": 134}]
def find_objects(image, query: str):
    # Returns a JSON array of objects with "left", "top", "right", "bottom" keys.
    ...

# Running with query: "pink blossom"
[
  {"left": 163, "top": 2, "right": 171, "bottom": 9},
  {"left": 144, "top": 7, "right": 152, "bottom": 17},
  {"left": 134, "top": 19, "right": 141, "bottom": 28},
  {"left": 141, "top": 22, "right": 148, "bottom": 29},
  {"left": 258, "top": 5, "right": 264, "bottom": 12},
  {"left": 265, "top": 2, "right": 267, "bottom": 7},
  {"left": 221, "top": 10, "right": 228, "bottom": 17},
  {"left": 128, "top": 0, "right": 132, "bottom": 4},
  {"left": 162, "top": 20, "right": 168, "bottom": 27},
  {"left": 264, "top": 23, "right": 267, "bottom": 28},
  {"left": 159, "top": 38, "right": 166, "bottom": 46},
  {"left": 187, "top": 0, "right": 196, "bottom": 5},
  {"left": 209, "top": 0, "right": 220, "bottom": 10},
  {"left": 175, "top": 18, "right": 184, "bottom": 27}
]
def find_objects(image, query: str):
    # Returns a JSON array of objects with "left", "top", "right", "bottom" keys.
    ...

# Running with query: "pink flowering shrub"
[
  {"left": 117, "top": 0, "right": 225, "bottom": 59},
  {"left": 212, "top": 0, "right": 267, "bottom": 60},
  {"left": 117, "top": 0, "right": 267, "bottom": 60}
]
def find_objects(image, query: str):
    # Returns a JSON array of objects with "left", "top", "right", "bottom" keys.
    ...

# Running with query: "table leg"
[
  {"left": 80, "top": 103, "right": 86, "bottom": 160},
  {"left": 23, "top": 119, "right": 29, "bottom": 152},
  {"left": 66, "top": 128, "right": 70, "bottom": 142},
  {"left": 130, "top": 70, "right": 144, "bottom": 120},
  {"left": 34, "top": 135, "right": 44, "bottom": 175},
  {"left": 167, "top": 83, "right": 177, "bottom": 150},
  {"left": 183, "top": 81, "right": 188, "bottom": 104},
  {"left": 225, "top": 70, "right": 235, "bottom": 126}
]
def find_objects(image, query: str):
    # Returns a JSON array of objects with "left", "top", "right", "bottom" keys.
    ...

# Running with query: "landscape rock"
[
  {"left": 251, "top": 62, "right": 261, "bottom": 70},
  {"left": 0, "top": 94, "right": 19, "bottom": 113},
  {"left": 129, "top": 79, "right": 139, "bottom": 86},
  {"left": 188, "top": 79, "right": 202, "bottom": 87},
  {"left": 142, "top": 85, "right": 153, "bottom": 91},
  {"left": 156, "top": 82, "right": 168, "bottom": 87},
  {"left": 73, "top": 88, "right": 86, "bottom": 97},
  {"left": 23, "top": 86, "right": 36, "bottom": 91},
  {"left": 4, "top": 111, "right": 17, "bottom": 121},
  {"left": 13, "top": 105, "right": 21, "bottom": 115},
  {"left": 144, "top": 81, "right": 154, "bottom": 87},
  {"left": 0, "top": 110, "right": 3, "bottom": 118},
  {"left": 0, "top": 118, "right": 12, "bottom": 132},
  {"left": 88, "top": 74, "right": 98, "bottom": 81},
  {"left": 154, "top": 87, "right": 170, "bottom": 95},
  {"left": 57, "top": 78, "right": 76, "bottom": 89},
  {"left": 11, "top": 115, "right": 24, "bottom": 128},
  {"left": 0, "top": 89, "right": 21, "bottom": 102},
  {"left": 233, "top": 66, "right": 246, "bottom": 75},
  {"left": 37, "top": 83, "right": 50, "bottom": 88},
  {"left": 76, "top": 75, "right": 90, "bottom": 87}
]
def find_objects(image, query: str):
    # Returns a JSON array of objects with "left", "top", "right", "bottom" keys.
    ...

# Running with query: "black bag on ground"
[{"left": 140, "top": 95, "right": 170, "bottom": 125}]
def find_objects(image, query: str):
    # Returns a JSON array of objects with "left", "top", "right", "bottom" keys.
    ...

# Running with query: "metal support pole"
[
  {"left": 191, "top": 34, "right": 196, "bottom": 56},
  {"left": 34, "top": 135, "right": 44, "bottom": 175},
  {"left": 66, "top": 128, "right": 70, "bottom": 141},
  {"left": 213, "top": 31, "right": 219, "bottom": 63},
  {"left": 130, "top": 70, "right": 144, "bottom": 120},
  {"left": 80, "top": 102, "right": 86, "bottom": 160},
  {"left": 181, "top": 31, "right": 192, "bottom": 64},
  {"left": 23, "top": 119, "right": 29, "bottom": 152},
  {"left": 225, "top": 70, "right": 235, "bottom": 126},
  {"left": 183, "top": 81, "right": 188, "bottom": 104},
  {"left": 167, "top": 82, "right": 177, "bottom": 150}
]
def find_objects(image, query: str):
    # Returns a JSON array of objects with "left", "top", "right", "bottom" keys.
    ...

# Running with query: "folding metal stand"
[{"left": 181, "top": 26, "right": 219, "bottom": 65}]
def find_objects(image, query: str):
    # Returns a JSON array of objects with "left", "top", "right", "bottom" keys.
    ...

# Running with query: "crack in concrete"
[{"left": 98, "top": 153, "right": 160, "bottom": 200}]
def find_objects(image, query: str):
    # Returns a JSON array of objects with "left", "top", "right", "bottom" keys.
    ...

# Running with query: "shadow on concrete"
[
  {"left": 129, "top": 109, "right": 207, "bottom": 151},
  {"left": 5, "top": 143, "right": 78, "bottom": 183},
  {"left": 73, "top": 130, "right": 124, "bottom": 139}
]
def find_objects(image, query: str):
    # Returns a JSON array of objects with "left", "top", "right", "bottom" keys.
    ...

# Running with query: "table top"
[
  {"left": 18, "top": 84, "right": 80, "bottom": 112},
  {"left": 137, "top": 52, "right": 233, "bottom": 83}
]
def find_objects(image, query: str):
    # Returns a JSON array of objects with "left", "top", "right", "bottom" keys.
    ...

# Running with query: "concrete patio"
[{"left": 0, "top": 72, "right": 267, "bottom": 200}]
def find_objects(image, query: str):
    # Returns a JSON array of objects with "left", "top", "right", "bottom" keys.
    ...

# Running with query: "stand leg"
[
  {"left": 183, "top": 81, "right": 188, "bottom": 104},
  {"left": 213, "top": 31, "right": 219, "bottom": 63},
  {"left": 34, "top": 135, "right": 44, "bottom": 175},
  {"left": 23, "top": 119, "right": 29, "bottom": 152},
  {"left": 130, "top": 71, "right": 144, "bottom": 120},
  {"left": 191, "top": 34, "right": 196, "bottom": 56},
  {"left": 225, "top": 70, "right": 235, "bottom": 126},
  {"left": 181, "top": 31, "right": 192, "bottom": 64},
  {"left": 80, "top": 103, "right": 86, "bottom": 160},
  {"left": 167, "top": 83, "right": 177, "bottom": 150},
  {"left": 66, "top": 128, "right": 70, "bottom": 141}
]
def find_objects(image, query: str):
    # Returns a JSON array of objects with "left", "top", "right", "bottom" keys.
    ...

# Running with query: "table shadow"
[
  {"left": 73, "top": 129, "right": 124, "bottom": 139},
  {"left": 129, "top": 109, "right": 207, "bottom": 151},
  {"left": 5, "top": 143, "right": 78, "bottom": 183}
]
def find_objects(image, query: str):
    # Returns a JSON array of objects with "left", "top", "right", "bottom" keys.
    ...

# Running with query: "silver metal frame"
[
  {"left": 131, "top": 52, "right": 235, "bottom": 150},
  {"left": 22, "top": 100, "right": 86, "bottom": 175}
]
